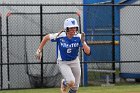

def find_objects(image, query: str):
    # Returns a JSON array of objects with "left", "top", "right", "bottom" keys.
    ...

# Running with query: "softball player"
[{"left": 36, "top": 18, "right": 90, "bottom": 93}]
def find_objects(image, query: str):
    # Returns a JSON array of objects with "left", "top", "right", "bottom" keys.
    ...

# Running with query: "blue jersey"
[{"left": 49, "top": 32, "right": 83, "bottom": 61}]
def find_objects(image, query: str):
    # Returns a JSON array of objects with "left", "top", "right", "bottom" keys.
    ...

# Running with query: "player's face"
[{"left": 67, "top": 27, "right": 77, "bottom": 36}]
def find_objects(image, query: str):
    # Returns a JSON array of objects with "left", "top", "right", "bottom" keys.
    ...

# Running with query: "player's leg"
[
  {"left": 68, "top": 59, "right": 81, "bottom": 93},
  {"left": 58, "top": 61, "right": 75, "bottom": 93}
]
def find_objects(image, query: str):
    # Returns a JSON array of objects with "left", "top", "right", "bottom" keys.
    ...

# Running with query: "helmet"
[{"left": 64, "top": 18, "right": 79, "bottom": 31}]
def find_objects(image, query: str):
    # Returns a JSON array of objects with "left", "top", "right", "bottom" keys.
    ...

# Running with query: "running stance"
[{"left": 36, "top": 18, "right": 91, "bottom": 93}]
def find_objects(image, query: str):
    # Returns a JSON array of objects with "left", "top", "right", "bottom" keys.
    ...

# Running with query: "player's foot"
[{"left": 60, "top": 79, "right": 67, "bottom": 93}]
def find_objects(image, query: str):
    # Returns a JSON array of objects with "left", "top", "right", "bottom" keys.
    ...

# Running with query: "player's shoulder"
[
  {"left": 49, "top": 31, "right": 66, "bottom": 40},
  {"left": 74, "top": 33, "right": 81, "bottom": 39},
  {"left": 58, "top": 32, "right": 66, "bottom": 37}
]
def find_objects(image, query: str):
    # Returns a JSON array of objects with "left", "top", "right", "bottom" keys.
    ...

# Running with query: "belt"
[{"left": 62, "top": 58, "right": 76, "bottom": 61}]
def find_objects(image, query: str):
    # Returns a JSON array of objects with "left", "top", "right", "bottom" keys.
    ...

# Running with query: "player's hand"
[{"left": 35, "top": 49, "right": 42, "bottom": 61}]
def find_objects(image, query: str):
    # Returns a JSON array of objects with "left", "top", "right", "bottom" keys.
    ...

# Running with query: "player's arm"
[
  {"left": 82, "top": 42, "right": 91, "bottom": 56},
  {"left": 80, "top": 32, "right": 91, "bottom": 56},
  {"left": 36, "top": 31, "right": 61, "bottom": 60},
  {"left": 36, "top": 34, "right": 51, "bottom": 60},
  {"left": 37, "top": 34, "right": 50, "bottom": 51}
]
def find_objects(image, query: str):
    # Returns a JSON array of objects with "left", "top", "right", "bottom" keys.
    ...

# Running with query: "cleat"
[{"left": 60, "top": 79, "right": 67, "bottom": 93}]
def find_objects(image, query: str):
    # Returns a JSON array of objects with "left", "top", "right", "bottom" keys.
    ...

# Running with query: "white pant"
[{"left": 57, "top": 57, "right": 81, "bottom": 90}]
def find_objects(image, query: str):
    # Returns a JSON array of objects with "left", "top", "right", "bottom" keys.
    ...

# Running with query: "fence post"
[
  {"left": 0, "top": 13, "right": 2, "bottom": 90},
  {"left": 111, "top": 0, "right": 116, "bottom": 83},
  {"left": 40, "top": 4, "right": 44, "bottom": 87}
]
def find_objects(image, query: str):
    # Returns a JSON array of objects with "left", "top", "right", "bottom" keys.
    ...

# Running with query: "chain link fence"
[{"left": 0, "top": 3, "right": 140, "bottom": 89}]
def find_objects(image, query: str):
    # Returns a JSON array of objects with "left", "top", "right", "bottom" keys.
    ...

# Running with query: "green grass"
[{"left": 0, "top": 84, "right": 140, "bottom": 93}]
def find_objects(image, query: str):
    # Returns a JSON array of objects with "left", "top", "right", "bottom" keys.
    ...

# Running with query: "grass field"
[{"left": 0, "top": 84, "right": 140, "bottom": 93}]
